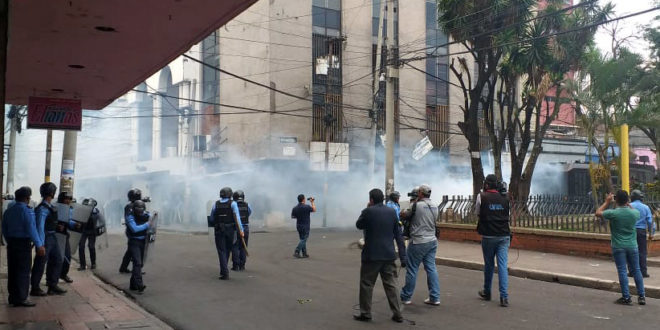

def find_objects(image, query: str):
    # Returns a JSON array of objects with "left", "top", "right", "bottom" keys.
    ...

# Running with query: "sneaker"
[
  {"left": 47, "top": 285, "right": 67, "bottom": 295},
  {"left": 30, "top": 288, "right": 47, "bottom": 297},
  {"left": 500, "top": 297, "right": 509, "bottom": 307},
  {"left": 424, "top": 298, "right": 440, "bottom": 306},
  {"left": 478, "top": 290, "right": 491, "bottom": 301},
  {"left": 639, "top": 296, "right": 646, "bottom": 305},
  {"left": 401, "top": 299, "right": 412, "bottom": 305},
  {"left": 615, "top": 297, "right": 633, "bottom": 305}
]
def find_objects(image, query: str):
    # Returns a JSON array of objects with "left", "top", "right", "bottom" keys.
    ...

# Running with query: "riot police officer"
[
  {"left": 31, "top": 183, "right": 67, "bottom": 296},
  {"left": 209, "top": 187, "right": 244, "bottom": 280},
  {"left": 57, "top": 192, "right": 74, "bottom": 284},
  {"left": 231, "top": 190, "right": 251, "bottom": 271},
  {"left": 78, "top": 198, "right": 100, "bottom": 270},
  {"left": 125, "top": 200, "right": 151, "bottom": 292},
  {"left": 119, "top": 188, "right": 142, "bottom": 274}
]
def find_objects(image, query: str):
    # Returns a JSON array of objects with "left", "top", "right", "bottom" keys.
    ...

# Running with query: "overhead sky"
[{"left": 594, "top": 0, "right": 658, "bottom": 58}]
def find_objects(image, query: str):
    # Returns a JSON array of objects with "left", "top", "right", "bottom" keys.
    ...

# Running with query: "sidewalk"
[
  {"left": 0, "top": 249, "right": 172, "bottom": 330},
  {"left": 436, "top": 239, "right": 660, "bottom": 298}
]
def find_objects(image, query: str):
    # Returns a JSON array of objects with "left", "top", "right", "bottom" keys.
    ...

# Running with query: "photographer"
[
  {"left": 291, "top": 194, "right": 316, "bottom": 258},
  {"left": 475, "top": 174, "right": 511, "bottom": 307}
]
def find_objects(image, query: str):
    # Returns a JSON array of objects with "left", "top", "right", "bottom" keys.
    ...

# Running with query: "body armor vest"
[
  {"left": 237, "top": 201, "right": 249, "bottom": 224},
  {"left": 214, "top": 200, "right": 234, "bottom": 225},
  {"left": 36, "top": 202, "right": 59, "bottom": 233},
  {"left": 127, "top": 213, "right": 149, "bottom": 238}
]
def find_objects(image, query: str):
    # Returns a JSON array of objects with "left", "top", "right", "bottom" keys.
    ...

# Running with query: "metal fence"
[{"left": 437, "top": 194, "right": 660, "bottom": 234}]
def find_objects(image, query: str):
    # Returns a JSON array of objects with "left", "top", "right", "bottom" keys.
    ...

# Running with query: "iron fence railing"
[{"left": 438, "top": 194, "right": 660, "bottom": 234}]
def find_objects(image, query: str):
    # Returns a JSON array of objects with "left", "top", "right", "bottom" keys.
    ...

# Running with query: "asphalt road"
[{"left": 93, "top": 229, "right": 658, "bottom": 330}]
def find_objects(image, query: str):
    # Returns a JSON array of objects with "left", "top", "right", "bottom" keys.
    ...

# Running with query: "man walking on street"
[
  {"left": 596, "top": 190, "right": 646, "bottom": 305},
  {"left": 3, "top": 187, "right": 45, "bottom": 307},
  {"left": 231, "top": 190, "right": 251, "bottom": 271},
  {"left": 355, "top": 188, "right": 406, "bottom": 323},
  {"left": 475, "top": 174, "right": 511, "bottom": 307},
  {"left": 291, "top": 194, "right": 316, "bottom": 258},
  {"left": 210, "top": 187, "right": 244, "bottom": 280},
  {"left": 627, "top": 190, "right": 655, "bottom": 278},
  {"left": 400, "top": 184, "right": 441, "bottom": 306}
]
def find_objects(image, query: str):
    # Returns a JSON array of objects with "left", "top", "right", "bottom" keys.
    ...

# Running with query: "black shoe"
[
  {"left": 302, "top": 253, "right": 309, "bottom": 258},
  {"left": 90, "top": 264, "right": 97, "bottom": 270},
  {"left": 643, "top": 273, "right": 650, "bottom": 278},
  {"left": 627, "top": 272, "right": 633, "bottom": 277},
  {"left": 353, "top": 314, "right": 372, "bottom": 322},
  {"left": 293, "top": 252, "right": 301, "bottom": 258},
  {"left": 500, "top": 297, "right": 509, "bottom": 307},
  {"left": 60, "top": 275, "right": 73, "bottom": 283},
  {"left": 119, "top": 268, "right": 131, "bottom": 274},
  {"left": 478, "top": 290, "right": 491, "bottom": 301},
  {"left": 615, "top": 297, "right": 633, "bottom": 305},
  {"left": 138, "top": 285, "right": 146, "bottom": 293},
  {"left": 47, "top": 285, "right": 67, "bottom": 295},
  {"left": 30, "top": 288, "right": 47, "bottom": 297},
  {"left": 13, "top": 300, "right": 36, "bottom": 307},
  {"left": 391, "top": 315, "right": 404, "bottom": 323},
  {"left": 231, "top": 266, "right": 239, "bottom": 271},
  {"left": 239, "top": 265, "right": 245, "bottom": 271},
  {"left": 219, "top": 275, "right": 229, "bottom": 280},
  {"left": 77, "top": 266, "right": 86, "bottom": 271},
  {"left": 639, "top": 296, "right": 646, "bottom": 305}
]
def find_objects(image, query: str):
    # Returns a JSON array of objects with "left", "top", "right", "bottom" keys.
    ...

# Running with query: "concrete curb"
[{"left": 436, "top": 257, "right": 660, "bottom": 299}]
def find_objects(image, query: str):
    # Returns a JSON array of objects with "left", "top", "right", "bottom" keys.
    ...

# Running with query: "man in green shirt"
[{"left": 596, "top": 190, "right": 646, "bottom": 306}]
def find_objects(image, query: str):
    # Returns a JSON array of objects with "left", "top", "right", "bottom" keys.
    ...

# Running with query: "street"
[{"left": 93, "top": 229, "right": 658, "bottom": 330}]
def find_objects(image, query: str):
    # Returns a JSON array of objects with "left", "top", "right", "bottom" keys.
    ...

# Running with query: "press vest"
[
  {"left": 214, "top": 200, "right": 234, "bottom": 225},
  {"left": 36, "top": 202, "right": 59, "bottom": 233},
  {"left": 237, "top": 201, "right": 249, "bottom": 224},
  {"left": 477, "top": 191, "right": 511, "bottom": 237},
  {"left": 127, "top": 213, "right": 149, "bottom": 238}
]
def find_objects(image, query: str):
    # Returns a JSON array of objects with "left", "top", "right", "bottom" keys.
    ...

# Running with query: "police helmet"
[
  {"left": 233, "top": 190, "right": 245, "bottom": 201},
  {"left": 132, "top": 200, "right": 146, "bottom": 215},
  {"left": 219, "top": 187, "right": 233, "bottom": 199},
  {"left": 631, "top": 189, "right": 644, "bottom": 202},
  {"left": 57, "top": 191, "right": 73, "bottom": 203},
  {"left": 83, "top": 198, "right": 98, "bottom": 208},
  {"left": 127, "top": 188, "right": 142, "bottom": 202},
  {"left": 39, "top": 182, "right": 57, "bottom": 198},
  {"left": 389, "top": 191, "right": 400, "bottom": 201}
]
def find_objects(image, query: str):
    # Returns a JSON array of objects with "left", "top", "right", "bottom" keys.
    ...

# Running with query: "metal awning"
[{"left": 5, "top": 0, "right": 257, "bottom": 110}]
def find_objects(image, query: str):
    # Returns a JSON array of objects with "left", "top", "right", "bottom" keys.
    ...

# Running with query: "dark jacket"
[
  {"left": 477, "top": 191, "right": 510, "bottom": 237},
  {"left": 356, "top": 203, "right": 406, "bottom": 262}
]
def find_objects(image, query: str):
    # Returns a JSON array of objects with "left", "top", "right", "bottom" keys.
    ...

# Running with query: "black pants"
[
  {"left": 215, "top": 224, "right": 236, "bottom": 277},
  {"left": 78, "top": 233, "right": 96, "bottom": 268},
  {"left": 7, "top": 238, "right": 32, "bottom": 304},
  {"left": 120, "top": 239, "right": 133, "bottom": 271},
  {"left": 60, "top": 235, "right": 71, "bottom": 278},
  {"left": 128, "top": 238, "right": 146, "bottom": 289},
  {"left": 232, "top": 225, "right": 249, "bottom": 268},
  {"left": 628, "top": 229, "right": 649, "bottom": 276},
  {"left": 359, "top": 260, "right": 402, "bottom": 319}
]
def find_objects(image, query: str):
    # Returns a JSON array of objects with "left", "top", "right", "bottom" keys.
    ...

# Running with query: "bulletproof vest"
[
  {"left": 237, "top": 201, "right": 249, "bottom": 224},
  {"left": 477, "top": 192, "right": 511, "bottom": 236},
  {"left": 36, "top": 202, "right": 58, "bottom": 232},
  {"left": 127, "top": 213, "right": 150, "bottom": 238},
  {"left": 214, "top": 200, "right": 234, "bottom": 225}
]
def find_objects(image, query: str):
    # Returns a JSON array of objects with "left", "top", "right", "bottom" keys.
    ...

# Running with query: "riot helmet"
[
  {"left": 57, "top": 191, "right": 73, "bottom": 204},
  {"left": 83, "top": 198, "right": 98, "bottom": 208},
  {"left": 233, "top": 190, "right": 245, "bottom": 201},
  {"left": 219, "top": 187, "right": 233, "bottom": 199},
  {"left": 631, "top": 189, "right": 644, "bottom": 202},
  {"left": 127, "top": 188, "right": 142, "bottom": 202},
  {"left": 132, "top": 200, "right": 146, "bottom": 215},
  {"left": 40, "top": 182, "right": 57, "bottom": 199}
]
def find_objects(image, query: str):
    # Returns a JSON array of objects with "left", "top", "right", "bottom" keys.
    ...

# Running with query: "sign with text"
[{"left": 28, "top": 97, "right": 82, "bottom": 131}]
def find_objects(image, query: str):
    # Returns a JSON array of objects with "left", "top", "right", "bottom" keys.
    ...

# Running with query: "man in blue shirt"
[
  {"left": 125, "top": 200, "right": 152, "bottom": 292},
  {"left": 2, "top": 187, "right": 45, "bottom": 307},
  {"left": 30, "top": 182, "right": 67, "bottom": 296},
  {"left": 209, "top": 187, "right": 244, "bottom": 280},
  {"left": 386, "top": 191, "right": 401, "bottom": 224},
  {"left": 627, "top": 190, "right": 656, "bottom": 278},
  {"left": 291, "top": 194, "right": 316, "bottom": 258}
]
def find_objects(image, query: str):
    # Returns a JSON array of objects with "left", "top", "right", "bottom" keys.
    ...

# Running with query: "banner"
[{"left": 27, "top": 97, "right": 82, "bottom": 130}]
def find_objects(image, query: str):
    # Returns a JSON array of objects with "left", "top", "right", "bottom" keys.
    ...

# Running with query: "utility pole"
[
  {"left": 45, "top": 130, "right": 52, "bottom": 182},
  {"left": 384, "top": 0, "right": 397, "bottom": 195},
  {"left": 5, "top": 105, "right": 18, "bottom": 194},
  {"left": 59, "top": 131, "right": 78, "bottom": 196},
  {"left": 369, "top": 0, "right": 386, "bottom": 184},
  {"left": 322, "top": 39, "right": 335, "bottom": 228}
]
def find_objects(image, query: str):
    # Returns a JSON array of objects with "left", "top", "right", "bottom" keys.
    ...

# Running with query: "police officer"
[
  {"left": 57, "top": 192, "right": 75, "bottom": 284},
  {"left": 125, "top": 200, "right": 151, "bottom": 292},
  {"left": 119, "top": 188, "right": 142, "bottom": 274},
  {"left": 2, "top": 187, "right": 44, "bottom": 307},
  {"left": 231, "top": 190, "right": 251, "bottom": 271},
  {"left": 78, "top": 198, "right": 100, "bottom": 270},
  {"left": 209, "top": 187, "right": 244, "bottom": 280},
  {"left": 31, "top": 183, "right": 67, "bottom": 296}
]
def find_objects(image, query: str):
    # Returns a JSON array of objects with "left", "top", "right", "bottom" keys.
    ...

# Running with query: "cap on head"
[
  {"left": 418, "top": 184, "right": 432, "bottom": 197},
  {"left": 39, "top": 182, "right": 57, "bottom": 198},
  {"left": 219, "top": 187, "right": 233, "bottom": 199},
  {"left": 631, "top": 189, "right": 644, "bottom": 202},
  {"left": 485, "top": 174, "right": 498, "bottom": 187}
]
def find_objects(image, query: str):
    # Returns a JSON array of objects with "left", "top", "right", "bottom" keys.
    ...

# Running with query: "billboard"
[{"left": 27, "top": 97, "right": 82, "bottom": 130}]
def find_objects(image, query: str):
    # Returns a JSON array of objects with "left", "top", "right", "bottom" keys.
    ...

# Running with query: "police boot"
[
  {"left": 30, "top": 288, "right": 47, "bottom": 297},
  {"left": 47, "top": 285, "right": 67, "bottom": 295}
]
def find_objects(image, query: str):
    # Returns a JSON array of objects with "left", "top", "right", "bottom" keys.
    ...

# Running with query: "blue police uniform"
[
  {"left": 126, "top": 212, "right": 150, "bottom": 290},
  {"left": 78, "top": 208, "right": 100, "bottom": 269},
  {"left": 119, "top": 202, "right": 135, "bottom": 273},
  {"left": 30, "top": 200, "right": 65, "bottom": 291},
  {"left": 210, "top": 198, "right": 243, "bottom": 279},
  {"left": 231, "top": 202, "right": 252, "bottom": 270},
  {"left": 2, "top": 201, "right": 43, "bottom": 305}
]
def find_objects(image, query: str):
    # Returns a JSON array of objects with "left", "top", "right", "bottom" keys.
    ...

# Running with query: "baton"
[{"left": 234, "top": 213, "right": 249, "bottom": 257}]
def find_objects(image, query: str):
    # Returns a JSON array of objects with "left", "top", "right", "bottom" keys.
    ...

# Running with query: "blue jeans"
[
  {"left": 296, "top": 225, "right": 310, "bottom": 254},
  {"left": 613, "top": 247, "right": 645, "bottom": 298},
  {"left": 482, "top": 236, "right": 510, "bottom": 299},
  {"left": 400, "top": 240, "right": 440, "bottom": 302}
]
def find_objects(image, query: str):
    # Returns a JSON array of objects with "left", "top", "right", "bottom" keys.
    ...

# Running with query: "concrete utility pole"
[
  {"left": 59, "top": 131, "right": 78, "bottom": 196},
  {"left": 5, "top": 106, "right": 17, "bottom": 193},
  {"left": 384, "top": 0, "right": 397, "bottom": 195},
  {"left": 45, "top": 130, "right": 52, "bottom": 182},
  {"left": 369, "top": 0, "right": 386, "bottom": 183}
]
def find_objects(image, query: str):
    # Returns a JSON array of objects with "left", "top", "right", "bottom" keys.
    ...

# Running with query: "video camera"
[
  {"left": 307, "top": 197, "right": 315, "bottom": 202},
  {"left": 407, "top": 189, "right": 418, "bottom": 199},
  {"left": 142, "top": 196, "right": 151, "bottom": 203},
  {"left": 497, "top": 181, "right": 508, "bottom": 196}
]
